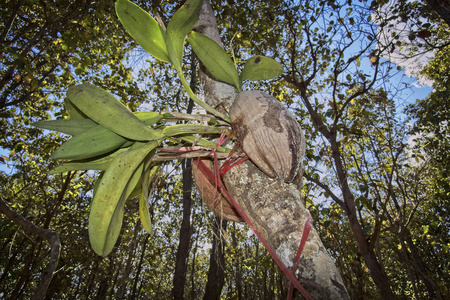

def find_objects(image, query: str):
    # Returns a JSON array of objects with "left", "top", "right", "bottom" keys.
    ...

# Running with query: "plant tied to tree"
[{"left": 34, "top": 0, "right": 349, "bottom": 298}]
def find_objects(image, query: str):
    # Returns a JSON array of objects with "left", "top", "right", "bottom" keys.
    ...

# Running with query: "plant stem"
[{"left": 177, "top": 70, "right": 231, "bottom": 123}]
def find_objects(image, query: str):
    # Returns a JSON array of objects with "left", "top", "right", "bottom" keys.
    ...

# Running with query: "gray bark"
[{"left": 194, "top": 1, "right": 350, "bottom": 299}]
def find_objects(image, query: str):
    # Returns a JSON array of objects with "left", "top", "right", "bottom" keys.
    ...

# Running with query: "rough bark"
[
  {"left": 0, "top": 196, "right": 60, "bottom": 300},
  {"left": 224, "top": 161, "right": 349, "bottom": 299},
  {"left": 194, "top": 1, "right": 350, "bottom": 298},
  {"left": 203, "top": 216, "right": 227, "bottom": 300}
]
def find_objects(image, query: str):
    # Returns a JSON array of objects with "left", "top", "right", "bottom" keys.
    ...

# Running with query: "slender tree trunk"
[
  {"left": 9, "top": 242, "right": 36, "bottom": 300},
  {"left": 329, "top": 136, "right": 396, "bottom": 300},
  {"left": 84, "top": 258, "right": 100, "bottom": 299},
  {"left": 190, "top": 216, "right": 203, "bottom": 300},
  {"left": 203, "top": 216, "right": 227, "bottom": 300},
  {"left": 0, "top": 238, "right": 26, "bottom": 285},
  {"left": 403, "top": 228, "right": 443, "bottom": 299},
  {"left": 283, "top": 62, "right": 396, "bottom": 298},
  {"left": 231, "top": 224, "right": 243, "bottom": 300},
  {"left": 172, "top": 158, "right": 194, "bottom": 299},
  {"left": 172, "top": 51, "right": 197, "bottom": 300},
  {"left": 131, "top": 234, "right": 150, "bottom": 300},
  {"left": 95, "top": 277, "right": 108, "bottom": 300},
  {"left": 117, "top": 220, "right": 140, "bottom": 299}
]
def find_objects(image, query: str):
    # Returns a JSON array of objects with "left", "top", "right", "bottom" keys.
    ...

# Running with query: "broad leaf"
[
  {"left": 165, "top": 0, "right": 202, "bottom": 69},
  {"left": 33, "top": 119, "right": 96, "bottom": 136},
  {"left": 188, "top": 31, "right": 240, "bottom": 88},
  {"left": 48, "top": 148, "right": 129, "bottom": 174},
  {"left": 241, "top": 56, "right": 284, "bottom": 82},
  {"left": 50, "top": 125, "right": 128, "bottom": 160},
  {"left": 67, "top": 84, "right": 163, "bottom": 141},
  {"left": 89, "top": 141, "right": 159, "bottom": 256},
  {"left": 115, "top": 0, "right": 169, "bottom": 62},
  {"left": 163, "top": 124, "right": 230, "bottom": 136},
  {"left": 139, "top": 164, "right": 159, "bottom": 234}
]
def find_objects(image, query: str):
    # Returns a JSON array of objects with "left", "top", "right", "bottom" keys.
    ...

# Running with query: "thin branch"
[
  {"left": 304, "top": 172, "right": 345, "bottom": 208},
  {"left": 0, "top": 196, "right": 60, "bottom": 300}
]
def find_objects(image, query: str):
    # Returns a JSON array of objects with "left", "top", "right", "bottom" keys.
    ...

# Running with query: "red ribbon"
[
  {"left": 158, "top": 129, "right": 313, "bottom": 299},
  {"left": 193, "top": 156, "right": 313, "bottom": 300}
]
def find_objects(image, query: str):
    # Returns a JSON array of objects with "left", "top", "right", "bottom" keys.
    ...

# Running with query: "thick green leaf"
[
  {"left": 163, "top": 124, "right": 230, "bottom": 137},
  {"left": 51, "top": 125, "right": 128, "bottom": 160},
  {"left": 64, "top": 98, "right": 89, "bottom": 119},
  {"left": 241, "top": 56, "right": 284, "bottom": 82},
  {"left": 115, "top": 0, "right": 169, "bottom": 62},
  {"left": 33, "top": 119, "right": 96, "bottom": 136},
  {"left": 165, "top": 0, "right": 202, "bottom": 69},
  {"left": 89, "top": 141, "right": 159, "bottom": 256},
  {"left": 139, "top": 164, "right": 159, "bottom": 234},
  {"left": 67, "top": 84, "right": 163, "bottom": 141},
  {"left": 188, "top": 31, "right": 240, "bottom": 88},
  {"left": 48, "top": 148, "right": 129, "bottom": 174}
]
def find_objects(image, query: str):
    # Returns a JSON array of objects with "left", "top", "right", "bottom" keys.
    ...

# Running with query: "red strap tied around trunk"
[
  {"left": 158, "top": 129, "right": 313, "bottom": 299},
  {"left": 193, "top": 130, "right": 313, "bottom": 300}
]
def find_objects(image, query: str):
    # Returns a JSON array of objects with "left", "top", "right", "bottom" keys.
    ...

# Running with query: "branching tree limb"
[{"left": 0, "top": 196, "right": 60, "bottom": 300}]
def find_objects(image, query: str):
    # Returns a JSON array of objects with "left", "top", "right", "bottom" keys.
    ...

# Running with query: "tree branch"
[{"left": 0, "top": 196, "right": 60, "bottom": 300}]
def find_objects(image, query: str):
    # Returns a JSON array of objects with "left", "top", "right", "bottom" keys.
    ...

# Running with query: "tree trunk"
[
  {"left": 231, "top": 223, "right": 243, "bottom": 300},
  {"left": 284, "top": 58, "right": 396, "bottom": 298},
  {"left": 172, "top": 158, "right": 194, "bottom": 299},
  {"left": 328, "top": 137, "right": 397, "bottom": 300},
  {"left": 117, "top": 220, "right": 140, "bottom": 299},
  {"left": 203, "top": 216, "right": 227, "bottom": 300},
  {"left": 172, "top": 48, "right": 197, "bottom": 300},
  {"left": 194, "top": 2, "right": 350, "bottom": 299},
  {"left": 131, "top": 234, "right": 150, "bottom": 300},
  {"left": 95, "top": 277, "right": 108, "bottom": 300},
  {"left": 224, "top": 161, "right": 349, "bottom": 299}
]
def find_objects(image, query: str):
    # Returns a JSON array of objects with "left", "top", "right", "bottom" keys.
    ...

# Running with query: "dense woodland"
[{"left": 0, "top": 0, "right": 449, "bottom": 299}]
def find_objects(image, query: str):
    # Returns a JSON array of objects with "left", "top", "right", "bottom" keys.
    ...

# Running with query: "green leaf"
[
  {"left": 187, "top": 31, "right": 240, "bottom": 88},
  {"left": 67, "top": 84, "right": 163, "bottom": 141},
  {"left": 163, "top": 124, "right": 230, "bottom": 137},
  {"left": 165, "top": 0, "right": 202, "bottom": 69},
  {"left": 241, "top": 56, "right": 284, "bottom": 82},
  {"left": 48, "top": 148, "right": 129, "bottom": 174},
  {"left": 33, "top": 119, "right": 97, "bottom": 136},
  {"left": 64, "top": 98, "right": 89, "bottom": 119},
  {"left": 139, "top": 164, "right": 159, "bottom": 234},
  {"left": 115, "top": 0, "right": 169, "bottom": 62},
  {"left": 89, "top": 141, "right": 159, "bottom": 256},
  {"left": 135, "top": 111, "right": 173, "bottom": 126},
  {"left": 178, "top": 134, "right": 230, "bottom": 153},
  {"left": 51, "top": 125, "right": 128, "bottom": 160}
]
